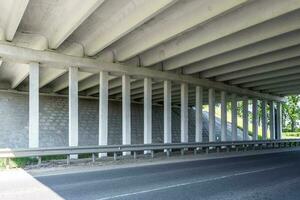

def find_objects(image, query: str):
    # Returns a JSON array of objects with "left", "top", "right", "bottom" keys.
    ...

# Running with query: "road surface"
[{"left": 1, "top": 151, "right": 300, "bottom": 200}]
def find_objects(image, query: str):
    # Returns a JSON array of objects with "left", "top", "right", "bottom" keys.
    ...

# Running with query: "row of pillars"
[{"left": 28, "top": 63, "right": 282, "bottom": 152}]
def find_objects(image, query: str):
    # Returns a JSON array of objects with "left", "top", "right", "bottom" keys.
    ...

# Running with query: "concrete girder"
[
  {"left": 266, "top": 85, "right": 300, "bottom": 93},
  {"left": 85, "top": 77, "right": 125, "bottom": 96},
  {"left": 277, "top": 89, "right": 300, "bottom": 95},
  {"left": 183, "top": 30, "right": 300, "bottom": 75},
  {"left": 241, "top": 73, "right": 300, "bottom": 88},
  {"left": 49, "top": 0, "right": 104, "bottom": 49},
  {"left": 78, "top": 74, "right": 115, "bottom": 92},
  {"left": 131, "top": 84, "right": 180, "bottom": 100},
  {"left": 10, "top": 63, "right": 30, "bottom": 89},
  {"left": 110, "top": 0, "right": 246, "bottom": 62},
  {"left": 139, "top": 0, "right": 300, "bottom": 67},
  {"left": 52, "top": 72, "right": 92, "bottom": 93},
  {"left": 253, "top": 79, "right": 300, "bottom": 91},
  {"left": 162, "top": 11, "right": 300, "bottom": 71},
  {"left": 39, "top": 68, "right": 66, "bottom": 88},
  {"left": 216, "top": 56, "right": 300, "bottom": 82},
  {"left": 115, "top": 81, "right": 161, "bottom": 98},
  {"left": 201, "top": 44, "right": 300, "bottom": 79},
  {"left": 84, "top": 0, "right": 176, "bottom": 56},
  {"left": 0, "top": 43, "right": 284, "bottom": 102},
  {"left": 230, "top": 66, "right": 300, "bottom": 85}
]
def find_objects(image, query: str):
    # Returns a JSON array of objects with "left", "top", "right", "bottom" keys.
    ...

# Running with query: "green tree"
[{"left": 283, "top": 95, "right": 300, "bottom": 132}]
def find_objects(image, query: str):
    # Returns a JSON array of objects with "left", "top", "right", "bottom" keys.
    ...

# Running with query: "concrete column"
[
  {"left": 144, "top": 77, "right": 152, "bottom": 146},
  {"left": 243, "top": 96, "right": 248, "bottom": 141},
  {"left": 252, "top": 98, "right": 258, "bottom": 140},
  {"left": 276, "top": 102, "right": 282, "bottom": 140},
  {"left": 195, "top": 86, "right": 203, "bottom": 142},
  {"left": 269, "top": 101, "right": 275, "bottom": 140},
  {"left": 164, "top": 80, "right": 172, "bottom": 143},
  {"left": 181, "top": 83, "right": 188, "bottom": 143},
  {"left": 208, "top": 88, "right": 215, "bottom": 142},
  {"left": 99, "top": 71, "right": 108, "bottom": 157},
  {"left": 261, "top": 100, "right": 267, "bottom": 140},
  {"left": 221, "top": 91, "right": 227, "bottom": 142},
  {"left": 69, "top": 67, "right": 78, "bottom": 159},
  {"left": 29, "top": 62, "right": 39, "bottom": 148},
  {"left": 122, "top": 75, "right": 131, "bottom": 155},
  {"left": 231, "top": 94, "right": 237, "bottom": 141}
]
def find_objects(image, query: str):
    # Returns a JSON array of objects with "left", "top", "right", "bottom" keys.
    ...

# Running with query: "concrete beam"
[
  {"left": 39, "top": 68, "right": 66, "bottom": 88},
  {"left": 0, "top": 43, "right": 284, "bottom": 102},
  {"left": 242, "top": 73, "right": 300, "bottom": 88},
  {"left": 140, "top": 0, "right": 300, "bottom": 66},
  {"left": 253, "top": 79, "right": 300, "bottom": 91},
  {"left": 184, "top": 30, "right": 300, "bottom": 74},
  {"left": 230, "top": 66, "right": 300, "bottom": 85},
  {"left": 11, "top": 63, "right": 29, "bottom": 89},
  {"left": 85, "top": 0, "right": 175, "bottom": 56},
  {"left": 216, "top": 56, "right": 300, "bottom": 82},
  {"left": 52, "top": 72, "right": 92, "bottom": 92},
  {"left": 201, "top": 44, "right": 300, "bottom": 79},
  {"left": 113, "top": 0, "right": 245, "bottom": 61},
  {"left": 162, "top": 11, "right": 300, "bottom": 71},
  {"left": 49, "top": 0, "right": 104, "bottom": 49}
]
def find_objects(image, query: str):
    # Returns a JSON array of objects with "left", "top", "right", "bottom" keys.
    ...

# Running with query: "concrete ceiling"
[{"left": 0, "top": 0, "right": 299, "bottom": 103}]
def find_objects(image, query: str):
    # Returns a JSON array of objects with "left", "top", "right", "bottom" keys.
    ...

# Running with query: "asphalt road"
[{"left": 2, "top": 151, "right": 300, "bottom": 200}]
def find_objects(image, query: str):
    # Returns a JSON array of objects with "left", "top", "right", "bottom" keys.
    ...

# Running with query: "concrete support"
[
  {"left": 208, "top": 88, "right": 215, "bottom": 142},
  {"left": 243, "top": 96, "right": 248, "bottom": 141},
  {"left": 276, "top": 102, "right": 282, "bottom": 140},
  {"left": 252, "top": 98, "right": 258, "bottom": 140},
  {"left": 69, "top": 67, "right": 78, "bottom": 159},
  {"left": 99, "top": 71, "right": 108, "bottom": 157},
  {"left": 195, "top": 86, "right": 203, "bottom": 142},
  {"left": 29, "top": 62, "right": 39, "bottom": 148},
  {"left": 269, "top": 101, "right": 275, "bottom": 140},
  {"left": 181, "top": 83, "right": 188, "bottom": 143},
  {"left": 221, "top": 91, "right": 227, "bottom": 142},
  {"left": 164, "top": 80, "right": 172, "bottom": 143},
  {"left": 261, "top": 100, "right": 267, "bottom": 140},
  {"left": 144, "top": 77, "right": 152, "bottom": 147},
  {"left": 231, "top": 94, "right": 237, "bottom": 141},
  {"left": 122, "top": 74, "right": 131, "bottom": 155}
]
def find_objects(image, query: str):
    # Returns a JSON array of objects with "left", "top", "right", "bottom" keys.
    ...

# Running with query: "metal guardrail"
[{"left": 1, "top": 139, "right": 300, "bottom": 167}]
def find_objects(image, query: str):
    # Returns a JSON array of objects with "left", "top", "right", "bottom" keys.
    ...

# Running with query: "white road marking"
[{"left": 96, "top": 165, "right": 289, "bottom": 200}]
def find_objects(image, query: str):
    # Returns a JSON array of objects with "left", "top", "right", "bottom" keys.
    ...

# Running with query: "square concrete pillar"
[
  {"left": 144, "top": 77, "right": 152, "bottom": 146},
  {"left": 99, "top": 71, "right": 108, "bottom": 157},
  {"left": 221, "top": 91, "right": 227, "bottom": 142},
  {"left": 208, "top": 88, "right": 215, "bottom": 142},
  {"left": 181, "top": 83, "right": 188, "bottom": 143},
  {"left": 164, "top": 80, "right": 172, "bottom": 144},
  {"left": 29, "top": 62, "right": 39, "bottom": 148},
  {"left": 276, "top": 102, "right": 282, "bottom": 140},
  {"left": 243, "top": 96, "right": 248, "bottom": 141},
  {"left": 122, "top": 75, "right": 131, "bottom": 155},
  {"left": 69, "top": 67, "right": 78, "bottom": 159},
  {"left": 252, "top": 99, "right": 258, "bottom": 140},
  {"left": 269, "top": 101, "right": 275, "bottom": 140},
  {"left": 195, "top": 86, "right": 203, "bottom": 142},
  {"left": 231, "top": 94, "right": 237, "bottom": 141},
  {"left": 261, "top": 100, "right": 267, "bottom": 140}
]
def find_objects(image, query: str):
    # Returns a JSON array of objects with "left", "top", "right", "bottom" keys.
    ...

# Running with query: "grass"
[{"left": 282, "top": 132, "right": 300, "bottom": 139}]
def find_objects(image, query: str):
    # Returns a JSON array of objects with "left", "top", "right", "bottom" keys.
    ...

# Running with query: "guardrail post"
[
  {"left": 166, "top": 149, "right": 170, "bottom": 157},
  {"left": 206, "top": 147, "right": 209, "bottom": 154},
  {"left": 133, "top": 151, "right": 137, "bottom": 160},
  {"left": 194, "top": 148, "right": 197, "bottom": 155},
  {"left": 181, "top": 149, "right": 184, "bottom": 156}
]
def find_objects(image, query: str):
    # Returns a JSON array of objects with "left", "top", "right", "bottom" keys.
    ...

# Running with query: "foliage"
[{"left": 283, "top": 95, "right": 300, "bottom": 132}]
